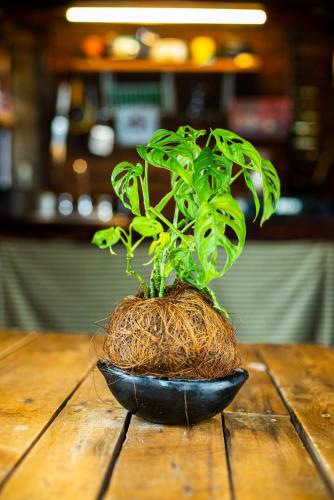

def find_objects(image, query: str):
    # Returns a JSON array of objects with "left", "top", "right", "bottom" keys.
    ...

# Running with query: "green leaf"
[
  {"left": 194, "top": 194, "right": 246, "bottom": 283},
  {"left": 91, "top": 227, "right": 120, "bottom": 253},
  {"left": 137, "top": 145, "right": 192, "bottom": 185},
  {"left": 169, "top": 236, "right": 206, "bottom": 289},
  {"left": 213, "top": 128, "right": 262, "bottom": 170},
  {"left": 149, "top": 231, "right": 171, "bottom": 256},
  {"left": 261, "top": 159, "right": 280, "bottom": 225},
  {"left": 177, "top": 125, "right": 206, "bottom": 141},
  {"left": 131, "top": 216, "right": 163, "bottom": 237},
  {"left": 174, "top": 182, "right": 198, "bottom": 220},
  {"left": 243, "top": 168, "right": 260, "bottom": 220},
  {"left": 193, "top": 147, "right": 232, "bottom": 202},
  {"left": 111, "top": 161, "right": 142, "bottom": 216},
  {"left": 212, "top": 129, "right": 280, "bottom": 223}
]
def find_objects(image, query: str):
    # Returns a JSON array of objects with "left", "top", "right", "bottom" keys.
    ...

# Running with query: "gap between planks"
[
  {"left": 0, "top": 333, "right": 104, "bottom": 491},
  {"left": 97, "top": 412, "right": 132, "bottom": 500},
  {"left": 257, "top": 345, "right": 334, "bottom": 498},
  {"left": 0, "top": 368, "right": 93, "bottom": 492}
]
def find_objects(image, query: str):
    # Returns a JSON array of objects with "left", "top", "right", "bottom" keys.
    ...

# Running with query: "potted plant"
[{"left": 93, "top": 126, "right": 280, "bottom": 425}]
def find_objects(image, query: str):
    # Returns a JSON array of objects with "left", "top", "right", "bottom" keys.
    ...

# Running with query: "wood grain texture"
[
  {"left": 0, "top": 330, "right": 38, "bottom": 360},
  {"left": 105, "top": 415, "right": 230, "bottom": 500},
  {"left": 1, "top": 369, "right": 127, "bottom": 500},
  {"left": 225, "top": 414, "right": 331, "bottom": 500},
  {"left": 0, "top": 333, "right": 98, "bottom": 485},
  {"left": 226, "top": 344, "right": 288, "bottom": 416},
  {"left": 259, "top": 344, "right": 334, "bottom": 493}
]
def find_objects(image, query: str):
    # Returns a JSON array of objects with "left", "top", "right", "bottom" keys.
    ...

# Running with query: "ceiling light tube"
[{"left": 66, "top": 6, "right": 267, "bottom": 25}]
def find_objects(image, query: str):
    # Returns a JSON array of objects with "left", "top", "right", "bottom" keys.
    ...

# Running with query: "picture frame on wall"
[{"left": 115, "top": 105, "right": 160, "bottom": 147}]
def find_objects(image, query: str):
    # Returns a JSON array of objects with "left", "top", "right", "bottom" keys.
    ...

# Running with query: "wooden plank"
[
  {"left": 0, "top": 333, "right": 99, "bottom": 485},
  {"left": 0, "top": 330, "right": 38, "bottom": 360},
  {"left": 226, "top": 344, "right": 288, "bottom": 416},
  {"left": 105, "top": 415, "right": 230, "bottom": 500},
  {"left": 225, "top": 414, "right": 331, "bottom": 499},
  {"left": 259, "top": 344, "right": 334, "bottom": 493},
  {"left": 1, "top": 370, "right": 127, "bottom": 500}
]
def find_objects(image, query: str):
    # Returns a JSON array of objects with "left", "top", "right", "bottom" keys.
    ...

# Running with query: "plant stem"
[
  {"left": 230, "top": 168, "right": 243, "bottom": 184},
  {"left": 205, "top": 130, "right": 213, "bottom": 147},
  {"left": 149, "top": 271, "right": 156, "bottom": 298},
  {"left": 131, "top": 235, "right": 146, "bottom": 253},
  {"left": 173, "top": 205, "right": 179, "bottom": 226},
  {"left": 154, "top": 189, "right": 175, "bottom": 213},
  {"left": 181, "top": 220, "right": 195, "bottom": 233},
  {"left": 159, "top": 272, "right": 165, "bottom": 297},
  {"left": 140, "top": 161, "right": 150, "bottom": 211},
  {"left": 149, "top": 207, "right": 191, "bottom": 245},
  {"left": 126, "top": 252, "right": 149, "bottom": 297}
]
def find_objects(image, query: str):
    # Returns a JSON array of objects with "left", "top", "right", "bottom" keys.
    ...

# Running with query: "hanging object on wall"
[
  {"left": 106, "top": 81, "right": 161, "bottom": 108},
  {"left": 190, "top": 36, "right": 216, "bottom": 65},
  {"left": 228, "top": 97, "right": 292, "bottom": 140},
  {"left": 114, "top": 106, "right": 160, "bottom": 147},
  {"left": 149, "top": 38, "right": 187, "bottom": 64}
]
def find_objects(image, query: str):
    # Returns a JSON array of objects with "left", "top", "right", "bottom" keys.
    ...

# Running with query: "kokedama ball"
[{"left": 103, "top": 284, "right": 240, "bottom": 379}]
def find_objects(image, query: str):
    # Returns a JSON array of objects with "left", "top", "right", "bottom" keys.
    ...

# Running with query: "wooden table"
[{"left": 0, "top": 331, "right": 333, "bottom": 499}]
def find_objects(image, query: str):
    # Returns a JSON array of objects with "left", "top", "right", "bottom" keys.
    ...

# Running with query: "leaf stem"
[
  {"left": 131, "top": 235, "right": 146, "bottom": 253},
  {"left": 140, "top": 161, "right": 150, "bottom": 211},
  {"left": 126, "top": 252, "right": 149, "bottom": 297},
  {"left": 181, "top": 220, "right": 195, "bottom": 233},
  {"left": 154, "top": 189, "right": 175, "bottom": 213},
  {"left": 230, "top": 168, "right": 243, "bottom": 184},
  {"left": 149, "top": 207, "right": 190, "bottom": 244}
]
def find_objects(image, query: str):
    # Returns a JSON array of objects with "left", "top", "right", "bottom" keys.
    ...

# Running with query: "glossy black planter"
[{"left": 97, "top": 361, "right": 249, "bottom": 425}]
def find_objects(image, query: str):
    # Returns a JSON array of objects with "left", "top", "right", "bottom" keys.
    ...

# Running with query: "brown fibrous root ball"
[{"left": 103, "top": 282, "right": 241, "bottom": 379}]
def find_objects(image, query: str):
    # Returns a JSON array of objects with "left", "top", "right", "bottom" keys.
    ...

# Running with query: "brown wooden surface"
[
  {"left": 224, "top": 414, "right": 330, "bottom": 500},
  {"left": 106, "top": 415, "right": 230, "bottom": 500},
  {"left": 1, "top": 370, "right": 126, "bottom": 500},
  {"left": 0, "top": 332, "right": 333, "bottom": 499},
  {"left": 226, "top": 344, "right": 288, "bottom": 417},
  {"left": 0, "top": 330, "right": 37, "bottom": 360},
  {"left": 0, "top": 333, "right": 99, "bottom": 484},
  {"left": 259, "top": 344, "right": 334, "bottom": 494}
]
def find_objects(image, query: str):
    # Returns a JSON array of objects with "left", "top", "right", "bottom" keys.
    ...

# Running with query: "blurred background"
[{"left": 0, "top": 1, "right": 333, "bottom": 342}]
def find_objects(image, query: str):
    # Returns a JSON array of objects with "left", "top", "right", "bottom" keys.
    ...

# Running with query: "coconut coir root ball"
[{"left": 103, "top": 283, "right": 241, "bottom": 379}]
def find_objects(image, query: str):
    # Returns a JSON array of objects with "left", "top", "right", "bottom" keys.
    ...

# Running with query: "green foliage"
[{"left": 92, "top": 126, "right": 280, "bottom": 316}]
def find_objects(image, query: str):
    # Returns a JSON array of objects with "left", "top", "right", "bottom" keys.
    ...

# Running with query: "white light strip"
[{"left": 66, "top": 7, "right": 267, "bottom": 25}]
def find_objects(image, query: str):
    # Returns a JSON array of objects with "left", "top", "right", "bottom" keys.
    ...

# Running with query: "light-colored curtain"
[{"left": 1, "top": 238, "right": 333, "bottom": 344}]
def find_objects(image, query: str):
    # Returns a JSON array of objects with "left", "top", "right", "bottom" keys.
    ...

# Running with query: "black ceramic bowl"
[{"left": 97, "top": 361, "right": 249, "bottom": 425}]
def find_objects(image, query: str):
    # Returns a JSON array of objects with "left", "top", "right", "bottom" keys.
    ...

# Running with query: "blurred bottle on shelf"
[
  {"left": 190, "top": 36, "right": 216, "bottom": 66},
  {"left": 58, "top": 192, "right": 74, "bottom": 217},
  {"left": 78, "top": 194, "right": 93, "bottom": 217},
  {"left": 96, "top": 195, "right": 113, "bottom": 222}
]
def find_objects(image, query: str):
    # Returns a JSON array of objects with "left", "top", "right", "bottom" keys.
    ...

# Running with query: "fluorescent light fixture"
[{"left": 66, "top": 6, "right": 267, "bottom": 25}]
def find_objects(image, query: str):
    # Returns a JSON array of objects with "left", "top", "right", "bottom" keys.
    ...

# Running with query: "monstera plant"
[{"left": 94, "top": 126, "right": 280, "bottom": 425}]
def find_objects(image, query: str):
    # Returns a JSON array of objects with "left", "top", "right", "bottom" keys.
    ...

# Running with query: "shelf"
[{"left": 49, "top": 56, "right": 262, "bottom": 74}]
